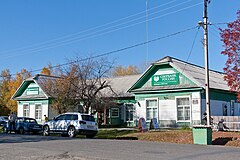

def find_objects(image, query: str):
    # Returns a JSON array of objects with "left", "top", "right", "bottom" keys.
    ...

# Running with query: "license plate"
[{"left": 87, "top": 125, "right": 94, "bottom": 129}]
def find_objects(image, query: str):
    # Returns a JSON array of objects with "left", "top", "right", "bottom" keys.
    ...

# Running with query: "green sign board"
[{"left": 152, "top": 73, "right": 179, "bottom": 86}]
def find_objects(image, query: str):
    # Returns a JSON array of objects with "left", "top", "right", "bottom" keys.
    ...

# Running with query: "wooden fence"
[{"left": 212, "top": 116, "right": 240, "bottom": 132}]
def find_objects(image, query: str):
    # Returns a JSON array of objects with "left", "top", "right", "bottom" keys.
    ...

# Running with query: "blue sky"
[{"left": 0, "top": 0, "right": 239, "bottom": 75}]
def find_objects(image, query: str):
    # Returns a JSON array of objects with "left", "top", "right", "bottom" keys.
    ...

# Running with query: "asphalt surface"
[{"left": 0, "top": 133, "right": 240, "bottom": 160}]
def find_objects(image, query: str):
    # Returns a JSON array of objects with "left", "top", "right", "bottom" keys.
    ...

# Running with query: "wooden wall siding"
[
  {"left": 142, "top": 66, "right": 195, "bottom": 88},
  {"left": 212, "top": 116, "right": 240, "bottom": 131}
]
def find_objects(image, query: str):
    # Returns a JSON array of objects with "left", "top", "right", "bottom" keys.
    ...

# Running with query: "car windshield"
[
  {"left": 81, "top": 115, "right": 95, "bottom": 122},
  {"left": 3, "top": 117, "right": 8, "bottom": 120}
]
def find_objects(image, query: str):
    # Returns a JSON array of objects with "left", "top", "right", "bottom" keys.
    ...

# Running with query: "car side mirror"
[{"left": 53, "top": 117, "right": 56, "bottom": 121}]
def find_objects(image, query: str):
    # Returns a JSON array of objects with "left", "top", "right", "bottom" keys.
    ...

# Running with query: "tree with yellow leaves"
[
  {"left": 112, "top": 65, "right": 140, "bottom": 77},
  {"left": 0, "top": 69, "right": 31, "bottom": 114}
]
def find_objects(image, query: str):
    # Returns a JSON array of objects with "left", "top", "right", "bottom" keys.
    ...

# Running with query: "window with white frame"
[
  {"left": 111, "top": 108, "right": 119, "bottom": 117},
  {"left": 176, "top": 97, "right": 190, "bottom": 121},
  {"left": 35, "top": 104, "right": 42, "bottom": 120},
  {"left": 126, "top": 104, "right": 135, "bottom": 122},
  {"left": 23, "top": 104, "right": 30, "bottom": 117},
  {"left": 146, "top": 99, "right": 158, "bottom": 121}
]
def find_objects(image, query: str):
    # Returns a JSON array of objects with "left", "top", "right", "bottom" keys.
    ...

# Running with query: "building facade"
[
  {"left": 128, "top": 56, "right": 239, "bottom": 127},
  {"left": 12, "top": 56, "right": 240, "bottom": 127}
]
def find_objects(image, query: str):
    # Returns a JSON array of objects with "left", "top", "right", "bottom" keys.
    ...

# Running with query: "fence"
[{"left": 212, "top": 116, "right": 240, "bottom": 132}]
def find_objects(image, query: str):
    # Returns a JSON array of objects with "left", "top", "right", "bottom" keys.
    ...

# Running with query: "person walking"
[
  {"left": 8, "top": 112, "right": 17, "bottom": 133},
  {"left": 44, "top": 115, "right": 48, "bottom": 122}
]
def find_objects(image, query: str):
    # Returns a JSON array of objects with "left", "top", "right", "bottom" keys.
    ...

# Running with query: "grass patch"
[{"left": 95, "top": 129, "right": 137, "bottom": 139}]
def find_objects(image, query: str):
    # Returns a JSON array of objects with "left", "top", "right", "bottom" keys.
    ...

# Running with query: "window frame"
[
  {"left": 145, "top": 98, "right": 158, "bottom": 122},
  {"left": 125, "top": 103, "right": 135, "bottom": 122},
  {"left": 23, "top": 103, "right": 30, "bottom": 117},
  {"left": 111, "top": 108, "right": 119, "bottom": 118},
  {"left": 176, "top": 96, "right": 191, "bottom": 122},
  {"left": 35, "top": 103, "right": 42, "bottom": 121}
]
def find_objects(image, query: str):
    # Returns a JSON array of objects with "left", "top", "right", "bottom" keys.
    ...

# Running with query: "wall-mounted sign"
[{"left": 152, "top": 73, "right": 179, "bottom": 86}]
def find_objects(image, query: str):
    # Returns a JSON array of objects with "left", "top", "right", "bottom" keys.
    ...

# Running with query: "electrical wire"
[
  {"left": 0, "top": 0, "right": 202, "bottom": 59},
  {"left": 0, "top": 26, "right": 199, "bottom": 78},
  {"left": 0, "top": 0, "right": 183, "bottom": 56},
  {"left": 181, "top": 26, "right": 200, "bottom": 74}
]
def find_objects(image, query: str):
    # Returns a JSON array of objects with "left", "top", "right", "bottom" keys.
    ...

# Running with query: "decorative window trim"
[
  {"left": 145, "top": 98, "right": 158, "bottom": 122},
  {"left": 111, "top": 108, "right": 119, "bottom": 118},
  {"left": 125, "top": 103, "right": 135, "bottom": 122},
  {"left": 175, "top": 96, "right": 191, "bottom": 122},
  {"left": 35, "top": 103, "right": 42, "bottom": 120},
  {"left": 23, "top": 103, "right": 30, "bottom": 117}
]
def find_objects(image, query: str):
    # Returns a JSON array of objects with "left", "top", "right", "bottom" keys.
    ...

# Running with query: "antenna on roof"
[{"left": 145, "top": 0, "right": 149, "bottom": 68}]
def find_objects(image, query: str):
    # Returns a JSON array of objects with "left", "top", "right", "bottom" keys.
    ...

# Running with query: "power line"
[
  {"left": 0, "top": 0, "right": 181, "bottom": 56},
  {"left": 0, "top": 0, "right": 202, "bottom": 59},
  {"left": 181, "top": 26, "right": 200, "bottom": 74},
  {"left": 1, "top": 26, "right": 199, "bottom": 78}
]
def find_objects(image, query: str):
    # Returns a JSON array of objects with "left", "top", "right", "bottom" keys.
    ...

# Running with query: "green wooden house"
[{"left": 128, "top": 56, "right": 239, "bottom": 127}]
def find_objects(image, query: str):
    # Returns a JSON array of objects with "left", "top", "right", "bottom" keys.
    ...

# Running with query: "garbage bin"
[{"left": 192, "top": 126, "right": 212, "bottom": 145}]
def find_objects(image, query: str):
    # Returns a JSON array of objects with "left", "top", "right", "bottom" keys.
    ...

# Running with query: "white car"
[{"left": 42, "top": 112, "right": 98, "bottom": 138}]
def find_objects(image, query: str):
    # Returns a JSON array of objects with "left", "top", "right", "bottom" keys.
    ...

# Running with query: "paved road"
[{"left": 0, "top": 133, "right": 240, "bottom": 160}]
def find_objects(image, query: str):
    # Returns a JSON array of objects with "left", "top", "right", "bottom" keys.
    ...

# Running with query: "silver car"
[{"left": 42, "top": 112, "right": 98, "bottom": 138}]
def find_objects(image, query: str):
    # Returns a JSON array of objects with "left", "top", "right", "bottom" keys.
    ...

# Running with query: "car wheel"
[
  {"left": 67, "top": 126, "right": 76, "bottom": 138},
  {"left": 86, "top": 134, "right": 96, "bottom": 138},
  {"left": 43, "top": 125, "right": 50, "bottom": 136},
  {"left": 19, "top": 127, "right": 24, "bottom": 134},
  {"left": 2, "top": 126, "right": 8, "bottom": 133}
]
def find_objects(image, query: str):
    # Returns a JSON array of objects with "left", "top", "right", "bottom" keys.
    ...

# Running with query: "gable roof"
[
  {"left": 129, "top": 56, "right": 229, "bottom": 92},
  {"left": 12, "top": 74, "right": 59, "bottom": 100},
  {"left": 12, "top": 74, "right": 141, "bottom": 100}
]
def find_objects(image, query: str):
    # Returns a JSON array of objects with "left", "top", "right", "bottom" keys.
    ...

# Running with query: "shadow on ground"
[
  {"left": 212, "top": 137, "right": 233, "bottom": 145},
  {"left": 0, "top": 133, "right": 75, "bottom": 144}
]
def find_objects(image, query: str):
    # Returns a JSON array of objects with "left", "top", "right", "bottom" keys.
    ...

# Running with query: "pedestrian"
[
  {"left": 8, "top": 112, "right": 17, "bottom": 133},
  {"left": 202, "top": 112, "right": 213, "bottom": 125},
  {"left": 44, "top": 115, "right": 48, "bottom": 122},
  {"left": 218, "top": 119, "right": 229, "bottom": 131}
]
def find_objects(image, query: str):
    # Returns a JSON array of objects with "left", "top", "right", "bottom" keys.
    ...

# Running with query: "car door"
[
  {"left": 64, "top": 114, "right": 73, "bottom": 131},
  {"left": 53, "top": 115, "right": 66, "bottom": 132}
]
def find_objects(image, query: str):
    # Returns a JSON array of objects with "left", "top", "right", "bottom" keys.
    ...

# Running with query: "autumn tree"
[
  {"left": 44, "top": 57, "right": 116, "bottom": 114},
  {"left": 6, "top": 69, "right": 32, "bottom": 113},
  {"left": 220, "top": 10, "right": 240, "bottom": 100},
  {"left": 41, "top": 67, "right": 51, "bottom": 76},
  {"left": 112, "top": 65, "right": 140, "bottom": 77},
  {"left": 0, "top": 69, "right": 11, "bottom": 115}
]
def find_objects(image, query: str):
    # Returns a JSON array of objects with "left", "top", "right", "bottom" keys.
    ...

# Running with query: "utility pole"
[
  {"left": 203, "top": 0, "right": 211, "bottom": 126},
  {"left": 198, "top": 0, "right": 211, "bottom": 126}
]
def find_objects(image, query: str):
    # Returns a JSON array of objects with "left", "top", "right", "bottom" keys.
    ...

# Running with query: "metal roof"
[{"left": 129, "top": 56, "right": 230, "bottom": 92}]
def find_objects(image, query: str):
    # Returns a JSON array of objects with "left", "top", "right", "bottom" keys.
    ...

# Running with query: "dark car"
[
  {"left": 0, "top": 116, "right": 8, "bottom": 126},
  {"left": 3, "top": 117, "right": 42, "bottom": 134}
]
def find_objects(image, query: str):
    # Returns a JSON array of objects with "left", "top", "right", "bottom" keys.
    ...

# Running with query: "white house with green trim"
[
  {"left": 12, "top": 56, "right": 240, "bottom": 127},
  {"left": 11, "top": 75, "right": 60, "bottom": 124},
  {"left": 11, "top": 74, "right": 140, "bottom": 125},
  {"left": 128, "top": 56, "right": 240, "bottom": 127}
]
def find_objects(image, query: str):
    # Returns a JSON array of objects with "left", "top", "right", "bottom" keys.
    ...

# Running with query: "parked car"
[
  {"left": 42, "top": 112, "right": 98, "bottom": 138},
  {"left": 2, "top": 117, "right": 42, "bottom": 134},
  {"left": 0, "top": 116, "right": 8, "bottom": 126}
]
